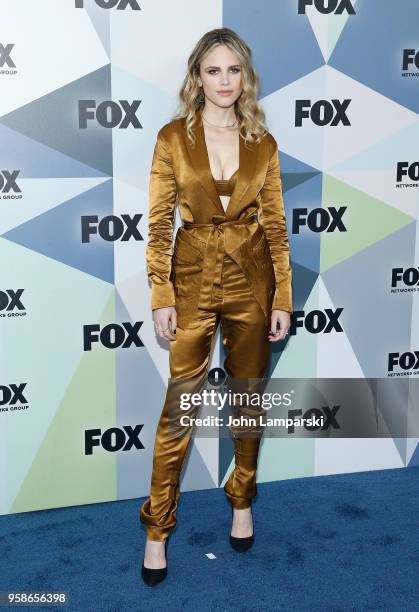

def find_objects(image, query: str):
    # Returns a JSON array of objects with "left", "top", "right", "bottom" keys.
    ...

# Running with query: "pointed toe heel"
[
  {"left": 230, "top": 506, "right": 254, "bottom": 553},
  {"left": 141, "top": 538, "right": 168, "bottom": 586},
  {"left": 229, "top": 533, "right": 254, "bottom": 553},
  {"left": 141, "top": 564, "right": 167, "bottom": 587}
]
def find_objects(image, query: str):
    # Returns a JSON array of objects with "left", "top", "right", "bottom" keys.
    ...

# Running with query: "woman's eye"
[{"left": 208, "top": 68, "right": 241, "bottom": 75}]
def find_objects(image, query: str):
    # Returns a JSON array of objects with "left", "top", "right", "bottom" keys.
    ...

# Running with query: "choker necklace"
[{"left": 202, "top": 113, "right": 238, "bottom": 128}]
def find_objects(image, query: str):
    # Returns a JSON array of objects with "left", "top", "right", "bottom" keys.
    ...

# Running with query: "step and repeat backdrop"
[{"left": 1, "top": 0, "right": 418, "bottom": 515}]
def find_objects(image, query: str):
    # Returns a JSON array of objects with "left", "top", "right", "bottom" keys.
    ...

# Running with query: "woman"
[{"left": 140, "top": 27, "right": 293, "bottom": 586}]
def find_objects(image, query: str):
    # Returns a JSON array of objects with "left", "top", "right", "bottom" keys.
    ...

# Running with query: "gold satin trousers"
[{"left": 139, "top": 253, "right": 271, "bottom": 541}]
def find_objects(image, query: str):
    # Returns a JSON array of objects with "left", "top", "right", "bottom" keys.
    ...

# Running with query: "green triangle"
[
  {"left": 324, "top": 9, "right": 353, "bottom": 61},
  {"left": 321, "top": 175, "right": 414, "bottom": 272},
  {"left": 257, "top": 438, "right": 315, "bottom": 483},
  {"left": 11, "top": 292, "right": 117, "bottom": 512},
  {"left": 271, "top": 282, "right": 319, "bottom": 378}
]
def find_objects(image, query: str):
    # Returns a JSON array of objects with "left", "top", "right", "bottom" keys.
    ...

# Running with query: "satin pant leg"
[
  {"left": 140, "top": 253, "right": 271, "bottom": 540},
  {"left": 140, "top": 309, "right": 220, "bottom": 541},
  {"left": 220, "top": 254, "right": 271, "bottom": 509}
]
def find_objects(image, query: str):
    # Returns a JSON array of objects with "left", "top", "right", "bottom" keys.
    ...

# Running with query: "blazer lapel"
[
  {"left": 227, "top": 128, "right": 258, "bottom": 218},
  {"left": 184, "top": 107, "right": 258, "bottom": 218}
]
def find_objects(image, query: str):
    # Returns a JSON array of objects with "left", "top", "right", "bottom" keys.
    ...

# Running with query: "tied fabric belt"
[{"left": 182, "top": 214, "right": 258, "bottom": 311}]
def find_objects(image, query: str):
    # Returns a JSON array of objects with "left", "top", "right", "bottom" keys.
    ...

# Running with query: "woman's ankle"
[
  {"left": 231, "top": 506, "right": 253, "bottom": 537},
  {"left": 143, "top": 539, "right": 166, "bottom": 569}
]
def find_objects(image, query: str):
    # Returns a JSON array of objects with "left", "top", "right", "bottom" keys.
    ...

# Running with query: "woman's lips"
[{"left": 217, "top": 91, "right": 233, "bottom": 96}]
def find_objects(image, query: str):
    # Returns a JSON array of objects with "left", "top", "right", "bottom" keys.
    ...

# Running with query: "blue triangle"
[
  {"left": 329, "top": 0, "right": 419, "bottom": 114},
  {"left": 408, "top": 443, "right": 419, "bottom": 467},
  {"left": 224, "top": 0, "right": 324, "bottom": 97},
  {"left": 2, "top": 179, "right": 114, "bottom": 283}
]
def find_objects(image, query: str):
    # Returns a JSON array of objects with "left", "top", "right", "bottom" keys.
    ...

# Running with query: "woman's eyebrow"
[{"left": 205, "top": 64, "right": 241, "bottom": 69}]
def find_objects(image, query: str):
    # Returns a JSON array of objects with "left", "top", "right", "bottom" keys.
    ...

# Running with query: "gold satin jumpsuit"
[{"left": 140, "top": 171, "right": 272, "bottom": 542}]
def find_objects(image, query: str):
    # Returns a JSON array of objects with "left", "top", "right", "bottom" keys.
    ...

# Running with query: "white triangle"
[{"left": 0, "top": 0, "right": 109, "bottom": 116}]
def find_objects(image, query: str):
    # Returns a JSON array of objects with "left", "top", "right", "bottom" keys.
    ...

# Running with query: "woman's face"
[{"left": 198, "top": 44, "right": 242, "bottom": 108}]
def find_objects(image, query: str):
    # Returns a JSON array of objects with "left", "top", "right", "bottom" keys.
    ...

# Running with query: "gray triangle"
[
  {"left": 0, "top": 65, "right": 112, "bottom": 175},
  {"left": 83, "top": 3, "right": 111, "bottom": 58}
]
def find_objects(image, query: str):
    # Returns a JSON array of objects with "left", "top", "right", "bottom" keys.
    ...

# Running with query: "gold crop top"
[{"left": 212, "top": 168, "right": 239, "bottom": 196}]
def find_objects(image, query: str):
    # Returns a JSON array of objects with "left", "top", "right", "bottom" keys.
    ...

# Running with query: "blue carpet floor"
[{"left": 0, "top": 466, "right": 418, "bottom": 612}]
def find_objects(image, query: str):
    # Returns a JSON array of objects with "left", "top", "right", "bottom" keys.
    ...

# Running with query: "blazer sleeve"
[
  {"left": 146, "top": 128, "right": 177, "bottom": 310},
  {"left": 259, "top": 134, "right": 293, "bottom": 314}
]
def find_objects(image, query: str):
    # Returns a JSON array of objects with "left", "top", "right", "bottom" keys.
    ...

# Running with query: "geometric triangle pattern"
[
  {"left": 1, "top": 1, "right": 418, "bottom": 516},
  {"left": 2, "top": 180, "right": 115, "bottom": 283}
]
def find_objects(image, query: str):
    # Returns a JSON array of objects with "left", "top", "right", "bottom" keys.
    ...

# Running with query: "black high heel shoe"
[
  {"left": 230, "top": 507, "right": 254, "bottom": 553},
  {"left": 141, "top": 537, "right": 168, "bottom": 586}
]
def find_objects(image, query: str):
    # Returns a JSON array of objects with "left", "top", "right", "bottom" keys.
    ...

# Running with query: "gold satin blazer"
[{"left": 146, "top": 107, "right": 293, "bottom": 329}]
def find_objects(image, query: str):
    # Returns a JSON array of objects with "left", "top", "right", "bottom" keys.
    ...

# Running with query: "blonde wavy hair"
[{"left": 172, "top": 27, "right": 269, "bottom": 148}]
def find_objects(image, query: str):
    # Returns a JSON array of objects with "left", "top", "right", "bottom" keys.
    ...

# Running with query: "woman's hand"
[
  {"left": 152, "top": 306, "right": 177, "bottom": 341},
  {"left": 269, "top": 309, "right": 291, "bottom": 342}
]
